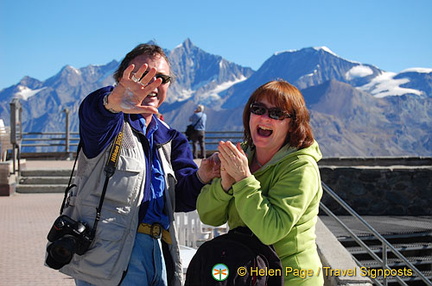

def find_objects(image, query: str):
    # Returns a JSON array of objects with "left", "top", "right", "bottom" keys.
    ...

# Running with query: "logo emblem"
[{"left": 212, "top": 263, "right": 229, "bottom": 281}]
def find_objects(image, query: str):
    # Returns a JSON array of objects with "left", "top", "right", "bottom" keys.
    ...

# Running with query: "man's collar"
[{"left": 127, "top": 114, "right": 175, "bottom": 144}]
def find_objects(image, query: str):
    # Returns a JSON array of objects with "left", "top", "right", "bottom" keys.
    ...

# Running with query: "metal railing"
[
  {"left": 320, "top": 182, "right": 432, "bottom": 286},
  {"left": 18, "top": 130, "right": 244, "bottom": 153},
  {"left": 21, "top": 131, "right": 80, "bottom": 152},
  {"left": 3, "top": 129, "right": 243, "bottom": 173}
]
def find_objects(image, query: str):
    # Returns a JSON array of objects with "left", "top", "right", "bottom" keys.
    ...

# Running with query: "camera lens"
[{"left": 46, "top": 236, "right": 77, "bottom": 269}]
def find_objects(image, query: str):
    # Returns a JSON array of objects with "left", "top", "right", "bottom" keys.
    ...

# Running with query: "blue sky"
[{"left": 0, "top": 0, "right": 431, "bottom": 89}]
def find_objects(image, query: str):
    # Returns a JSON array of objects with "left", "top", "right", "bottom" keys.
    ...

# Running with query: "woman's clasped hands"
[{"left": 218, "top": 141, "right": 251, "bottom": 192}]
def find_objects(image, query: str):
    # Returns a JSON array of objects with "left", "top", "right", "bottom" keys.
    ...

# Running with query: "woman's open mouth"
[{"left": 257, "top": 126, "right": 273, "bottom": 137}]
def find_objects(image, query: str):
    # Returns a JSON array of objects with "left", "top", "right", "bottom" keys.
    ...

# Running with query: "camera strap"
[
  {"left": 59, "top": 125, "right": 124, "bottom": 238},
  {"left": 59, "top": 143, "right": 81, "bottom": 215},
  {"left": 90, "top": 128, "right": 124, "bottom": 237},
  {"left": 90, "top": 127, "right": 124, "bottom": 238}
]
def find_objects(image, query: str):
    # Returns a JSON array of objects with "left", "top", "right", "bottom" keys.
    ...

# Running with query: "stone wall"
[
  {"left": 318, "top": 157, "right": 432, "bottom": 216},
  {"left": 0, "top": 162, "right": 15, "bottom": 196}
]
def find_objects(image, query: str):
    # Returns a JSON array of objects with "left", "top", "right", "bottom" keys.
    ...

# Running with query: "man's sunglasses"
[
  {"left": 141, "top": 71, "right": 172, "bottom": 84},
  {"left": 250, "top": 102, "right": 292, "bottom": 120}
]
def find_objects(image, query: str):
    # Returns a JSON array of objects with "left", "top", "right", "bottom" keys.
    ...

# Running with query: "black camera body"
[{"left": 46, "top": 215, "right": 94, "bottom": 269}]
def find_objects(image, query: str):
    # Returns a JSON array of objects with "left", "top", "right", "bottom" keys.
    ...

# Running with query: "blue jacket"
[
  {"left": 79, "top": 86, "right": 205, "bottom": 213},
  {"left": 189, "top": 112, "right": 206, "bottom": 131}
]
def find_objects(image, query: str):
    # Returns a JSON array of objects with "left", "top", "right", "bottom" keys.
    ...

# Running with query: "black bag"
[
  {"left": 185, "top": 227, "right": 283, "bottom": 286},
  {"left": 185, "top": 124, "right": 195, "bottom": 140},
  {"left": 185, "top": 114, "right": 204, "bottom": 140}
]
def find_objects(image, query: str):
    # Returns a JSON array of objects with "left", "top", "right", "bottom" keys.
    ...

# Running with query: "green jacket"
[{"left": 196, "top": 141, "right": 324, "bottom": 285}]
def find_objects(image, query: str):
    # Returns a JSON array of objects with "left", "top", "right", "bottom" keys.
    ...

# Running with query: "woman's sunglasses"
[
  {"left": 250, "top": 102, "right": 292, "bottom": 120},
  {"left": 141, "top": 71, "right": 172, "bottom": 84}
]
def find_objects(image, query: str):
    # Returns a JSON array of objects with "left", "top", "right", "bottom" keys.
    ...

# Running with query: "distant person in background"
[
  {"left": 196, "top": 80, "right": 324, "bottom": 285},
  {"left": 189, "top": 104, "right": 207, "bottom": 159}
]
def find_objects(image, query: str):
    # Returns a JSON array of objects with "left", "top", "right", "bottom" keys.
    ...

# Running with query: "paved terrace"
[{"left": 1, "top": 160, "right": 431, "bottom": 285}]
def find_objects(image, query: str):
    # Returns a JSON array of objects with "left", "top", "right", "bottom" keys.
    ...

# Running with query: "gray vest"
[{"left": 59, "top": 122, "right": 182, "bottom": 286}]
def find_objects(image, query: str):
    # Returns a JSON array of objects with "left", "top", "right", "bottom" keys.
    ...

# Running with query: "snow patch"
[
  {"left": 65, "top": 65, "right": 81, "bottom": 75},
  {"left": 359, "top": 72, "right": 423, "bottom": 98},
  {"left": 345, "top": 65, "right": 374, "bottom": 80},
  {"left": 400, "top": 67, "right": 432, "bottom": 74},
  {"left": 214, "top": 75, "right": 247, "bottom": 93},
  {"left": 15, "top": 86, "right": 46, "bottom": 100},
  {"left": 300, "top": 69, "right": 318, "bottom": 79},
  {"left": 177, "top": 88, "right": 195, "bottom": 101},
  {"left": 274, "top": 50, "right": 295, "bottom": 56},
  {"left": 313, "top": 46, "right": 338, "bottom": 57},
  {"left": 196, "top": 75, "right": 248, "bottom": 106},
  {"left": 219, "top": 60, "right": 227, "bottom": 69}
]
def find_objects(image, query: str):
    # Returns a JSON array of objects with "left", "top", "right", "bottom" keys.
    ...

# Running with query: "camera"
[{"left": 46, "top": 215, "right": 94, "bottom": 269}]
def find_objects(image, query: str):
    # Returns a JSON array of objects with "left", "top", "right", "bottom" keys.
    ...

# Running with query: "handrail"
[
  {"left": 20, "top": 132, "right": 79, "bottom": 148},
  {"left": 4, "top": 130, "right": 243, "bottom": 173},
  {"left": 18, "top": 131, "right": 244, "bottom": 153},
  {"left": 320, "top": 182, "right": 432, "bottom": 286}
]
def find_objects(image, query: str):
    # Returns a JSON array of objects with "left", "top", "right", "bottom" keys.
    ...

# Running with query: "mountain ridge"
[{"left": 0, "top": 39, "right": 431, "bottom": 156}]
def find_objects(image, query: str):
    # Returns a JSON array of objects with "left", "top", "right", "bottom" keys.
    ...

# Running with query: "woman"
[{"left": 196, "top": 80, "right": 324, "bottom": 285}]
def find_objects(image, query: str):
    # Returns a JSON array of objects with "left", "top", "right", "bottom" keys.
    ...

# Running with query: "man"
[
  {"left": 53, "top": 44, "right": 219, "bottom": 286},
  {"left": 189, "top": 104, "right": 207, "bottom": 159}
]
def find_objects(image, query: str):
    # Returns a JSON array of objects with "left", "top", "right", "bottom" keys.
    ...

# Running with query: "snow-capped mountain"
[
  {"left": 168, "top": 38, "right": 253, "bottom": 105},
  {"left": 0, "top": 39, "right": 431, "bottom": 156}
]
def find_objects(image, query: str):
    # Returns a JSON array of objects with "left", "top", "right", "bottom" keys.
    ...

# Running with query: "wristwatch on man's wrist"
[{"left": 103, "top": 94, "right": 120, "bottom": 113}]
